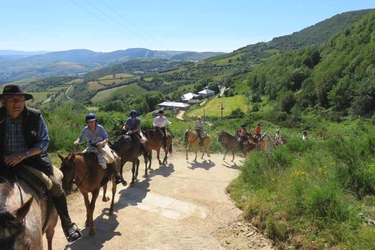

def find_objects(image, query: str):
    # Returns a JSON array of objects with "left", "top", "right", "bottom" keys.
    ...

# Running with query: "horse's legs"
[
  {"left": 162, "top": 147, "right": 168, "bottom": 165},
  {"left": 194, "top": 146, "right": 198, "bottom": 161},
  {"left": 131, "top": 159, "right": 140, "bottom": 185},
  {"left": 109, "top": 179, "right": 117, "bottom": 214},
  {"left": 120, "top": 160, "right": 126, "bottom": 185},
  {"left": 45, "top": 213, "right": 58, "bottom": 250},
  {"left": 231, "top": 150, "right": 235, "bottom": 162},
  {"left": 82, "top": 192, "right": 91, "bottom": 227},
  {"left": 156, "top": 148, "right": 162, "bottom": 166},
  {"left": 223, "top": 149, "right": 230, "bottom": 160},
  {"left": 186, "top": 145, "right": 190, "bottom": 160},
  {"left": 143, "top": 156, "right": 148, "bottom": 176},
  {"left": 88, "top": 189, "right": 100, "bottom": 236},
  {"left": 102, "top": 184, "right": 110, "bottom": 202}
]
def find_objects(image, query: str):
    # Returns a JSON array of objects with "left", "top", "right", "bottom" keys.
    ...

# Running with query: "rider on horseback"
[
  {"left": 153, "top": 110, "right": 173, "bottom": 147},
  {"left": 238, "top": 124, "right": 248, "bottom": 155},
  {"left": 122, "top": 110, "right": 150, "bottom": 155},
  {"left": 0, "top": 85, "right": 82, "bottom": 243},
  {"left": 74, "top": 113, "right": 122, "bottom": 185},
  {"left": 195, "top": 116, "right": 205, "bottom": 146},
  {"left": 253, "top": 123, "right": 261, "bottom": 143}
]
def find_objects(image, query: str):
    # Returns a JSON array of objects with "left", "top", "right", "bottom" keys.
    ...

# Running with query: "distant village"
[{"left": 152, "top": 88, "right": 216, "bottom": 116}]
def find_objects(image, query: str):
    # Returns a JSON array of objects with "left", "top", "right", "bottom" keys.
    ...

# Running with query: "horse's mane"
[
  {"left": 221, "top": 131, "right": 236, "bottom": 139},
  {"left": 0, "top": 180, "right": 24, "bottom": 235}
]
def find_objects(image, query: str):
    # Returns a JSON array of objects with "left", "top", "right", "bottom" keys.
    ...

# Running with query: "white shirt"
[{"left": 153, "top": 116, "right": 172, "bottom": 127}]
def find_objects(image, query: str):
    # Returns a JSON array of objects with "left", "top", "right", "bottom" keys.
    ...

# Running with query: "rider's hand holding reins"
[
  {"left": 96, "top": 140, "right": 106, "bottom": 148},
  {"left": 4, "top": 152, "right": 27, "bottom": 166}
]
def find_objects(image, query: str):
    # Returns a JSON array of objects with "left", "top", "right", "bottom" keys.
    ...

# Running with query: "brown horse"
[
  {"left": 143, "top": 128, "right": 173, "bottom": 166},
  {"left": 218, "top": 130, "right": 257, "bottom": 161},
  {"left": 110, "top": 134, "right": 151, "bottom": 186},
  {"left": 184, "top": 129, "right": 211, "bottom": 161},
  {"left": 57, "top": 152, "right": 119, "bottom": 236},
  {"left": 0, "top": 170, "right": 62, "bottom": 250}
]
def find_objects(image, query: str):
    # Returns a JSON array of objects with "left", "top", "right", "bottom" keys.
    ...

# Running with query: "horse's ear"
[
  {"left": 14, "top": 196, "right": 34, "bottom": 222},
  {"left": 57, "top": 152, "right": 65, "bottom": 161}
]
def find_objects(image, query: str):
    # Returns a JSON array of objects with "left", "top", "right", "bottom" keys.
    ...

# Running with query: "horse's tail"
[{"left": 168, "top": 143, "right": 173, "bottom": 154}]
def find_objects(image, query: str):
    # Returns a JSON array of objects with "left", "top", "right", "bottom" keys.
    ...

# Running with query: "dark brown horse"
[
  {"left": 184, "top": 129, "right": 211, "bottom": 161},
  {"left": 218, "top": 130, "right": 257, "bottom": 161},
  {"left": 0, "top": 170, "right": 62, "bottom": 250},
  {"left": 57, "top": 152, "right": 119, "bottom": 236},
  {"left": 143, "top": 128, "right": 173, "bottom": 166},
  {"left": 110, "top": 134, "right": 151, "bottom": 186}
]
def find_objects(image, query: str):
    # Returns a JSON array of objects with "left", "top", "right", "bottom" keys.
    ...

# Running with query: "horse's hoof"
[
  {"left": 109, "top": 210, "right": 114, "bottom": 215},
  {"left": 89, "top": 230, "right": 96, "bottom": 236},
  {"left": 102, "top": 197, "right": 110, "bottom": 202},
  {"left": 122, "top": 180, "right": 128, "bottom": 187}
]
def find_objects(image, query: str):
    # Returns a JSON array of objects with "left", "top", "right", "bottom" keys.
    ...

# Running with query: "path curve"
[{"left": 44, "top": 151, "right": 273, "bottom": 250}]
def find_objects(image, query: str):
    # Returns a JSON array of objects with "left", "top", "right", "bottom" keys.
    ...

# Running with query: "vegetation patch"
[{"left": 186, "top": 95, "right": 247, "bottom": 118}]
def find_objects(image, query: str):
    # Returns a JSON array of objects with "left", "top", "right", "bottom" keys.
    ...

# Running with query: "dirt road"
[{"left": 44, "top": 151, "right": 273, "bottom": 250}]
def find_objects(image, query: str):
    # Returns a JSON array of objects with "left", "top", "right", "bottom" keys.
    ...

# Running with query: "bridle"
[
  {"left": 64, "top": 157, "right": 89, "bottom": 192},
  {"left": 187, "top": 130, "right": 199, "bottom": 143}
]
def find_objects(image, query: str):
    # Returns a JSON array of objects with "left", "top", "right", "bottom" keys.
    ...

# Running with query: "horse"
[
  {"left": 234, "top": 130, "right": 267, "bottom": 152},
  {"left": 218, "top": 130, "right": 257, "bottom": 161},
  {"left": 143, "top": 128, "right": 173, "bottom": 166},
  {"left": 184, "top": 129, "right": 211, "bottom": 161},
  {"left": 57, "top": 152, "right": 119, "bottom": 236},
  {"left": 0, "top": 168, "right": 63, "bottom": 250},
  {"left": 110, "top": 134, "right": 151, "bottom": 186}
]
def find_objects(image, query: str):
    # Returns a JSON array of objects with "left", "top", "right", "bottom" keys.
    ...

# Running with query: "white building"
[
  {"left": 181, "top": 92, "right": 200, "bottom": 102},
  {"left": 198, "top": 89, "right": 215, "bottom": 98},
  {"left": 158, "top": 101, "right": 190, "bottom": 111}
]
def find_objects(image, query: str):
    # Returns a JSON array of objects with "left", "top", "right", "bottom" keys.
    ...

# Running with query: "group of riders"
[
  {"left": 0, "top": 84, "right": 310, "bottom": 246},
  {"left": 0, "top": 84, "right": 174, "bottom": 245}
]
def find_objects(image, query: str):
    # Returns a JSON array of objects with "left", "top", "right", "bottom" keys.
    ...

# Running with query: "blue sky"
[{"left": 1, "top": 0, "right": 374, "bottom": 53}]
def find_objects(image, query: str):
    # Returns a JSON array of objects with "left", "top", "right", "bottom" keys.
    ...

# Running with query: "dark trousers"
[{"left": 160, "top": 127, "right": 167, "bottom": 146}]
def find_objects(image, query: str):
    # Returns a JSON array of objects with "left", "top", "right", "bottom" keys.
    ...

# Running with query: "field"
[
  {"left": 186, "top": 95, "right": 248, "bottom": 118},
  {"left": 98, "top": 73, "right": 134, "bottom": 85},
  {"left": 91, "top": 84, "right": 146, "bottom": 103}
]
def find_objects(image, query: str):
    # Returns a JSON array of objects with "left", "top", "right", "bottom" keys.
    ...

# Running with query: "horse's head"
[
  {"left": 218, "top": 131, "right": 225, "bottom": 142},
  {"left": 57, "top": 152, "right": 76, "bottom": 194},
  {"left": 0, "top": 181, "right": 33, "bottom": 250},
  {"left": 111, "top": 135, "right": 132, "bottom": 153},
  {"left": 184, "top": 129, "right": 190, "bottom": 142}
]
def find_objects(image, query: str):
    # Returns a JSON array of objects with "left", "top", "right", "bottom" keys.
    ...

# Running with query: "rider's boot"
[
  {"left": 107, "top": 162, "right": 123, "bottom": 185},
  {"left": 53, "top": 194, "right": 82, "bottom": 243}
]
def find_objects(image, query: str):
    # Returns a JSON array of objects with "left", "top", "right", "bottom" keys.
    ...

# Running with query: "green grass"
[
  {"left": 186, "top": 95, "right": 248, "bottom": 118},
  {"left": 91, "top": 84, "right": 146, "bottom": 103}
]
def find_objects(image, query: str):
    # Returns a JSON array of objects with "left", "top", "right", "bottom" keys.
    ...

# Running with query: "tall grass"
[{"left": 227, "top": 123, "right": 375, "bottom": 248}]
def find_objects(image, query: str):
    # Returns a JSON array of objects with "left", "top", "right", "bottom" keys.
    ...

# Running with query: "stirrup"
[
  {"left": 114, "top": 175, "right": 122, "bottom": 185},
  {"left": 64, "top": 223, "right": 82, "bottom": 244}
]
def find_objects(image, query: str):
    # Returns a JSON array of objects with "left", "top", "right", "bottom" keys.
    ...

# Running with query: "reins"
[{"left": 71, "top": 158, "right": 90, "bottom": 192}]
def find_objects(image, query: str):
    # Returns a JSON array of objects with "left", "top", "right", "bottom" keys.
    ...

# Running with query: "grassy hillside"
[
  {"left": 186, "top": 95, "right": 247, "bottom": 118},
  {"left": 91, "top": 84, "right": 146, "bottom": 103}
]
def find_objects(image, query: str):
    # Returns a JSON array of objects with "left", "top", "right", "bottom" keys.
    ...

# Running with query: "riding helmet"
[
  {"left": 85, "top": 113, "right": 97, "bottom": 123},
  {"left": 240, "top": 124, "right": 246, "bottom": 128},
  {"left": 130, "top": 110, "right": 137, "bottom": 117}
]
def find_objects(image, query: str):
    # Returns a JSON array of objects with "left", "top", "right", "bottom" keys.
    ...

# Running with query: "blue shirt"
[
  {"left": 77, "top": 124, "right": 108, "bottom": 147},
  {"left": 4, "top": 114, "right": 50, "bottom": 155},
  {"left": 125, "top": 117, "right": 141, "bottom": 131}
]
